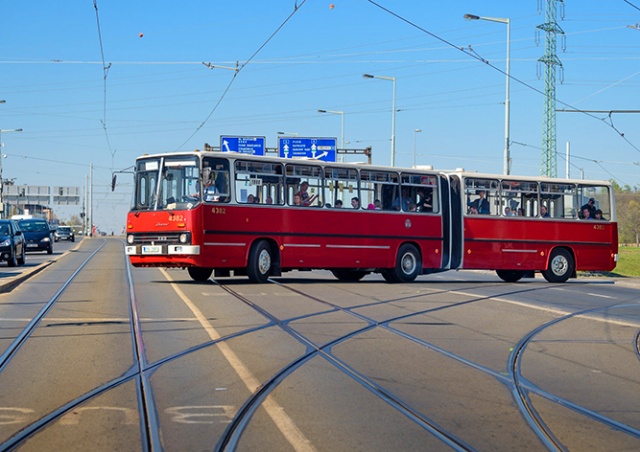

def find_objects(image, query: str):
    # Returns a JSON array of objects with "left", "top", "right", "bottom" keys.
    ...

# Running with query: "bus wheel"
[
  {"left": 188, "top": 267, "right": 213, "bottom": 282},
  {"left": 496, "top": 270, "right": 525, "bottom": 283},
  {"left": 542, "top": 248, "right": 574, "bottom": 283},
  {"left": 248, "top": 240, "right": 272, "bottom": 283},
  {"left": 331, "top": 270, "right": 367, "bottom": 282},
  {"left": 384, "top": 244, "right": 421, "bottom": 283}
]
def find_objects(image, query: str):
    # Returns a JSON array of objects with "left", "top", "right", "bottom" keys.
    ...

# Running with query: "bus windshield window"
[{"left": 132, "top": 155, "right": 200, "bottom": 211}]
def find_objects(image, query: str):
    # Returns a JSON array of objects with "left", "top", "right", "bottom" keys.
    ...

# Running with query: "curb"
[{"left": 0, "top": 239, "right": 83, "bottom": 294}]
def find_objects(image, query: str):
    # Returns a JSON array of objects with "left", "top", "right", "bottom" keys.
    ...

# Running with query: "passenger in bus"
[
  {"left": 367, "top": 203, "right": 376, "bottom": 210},
  {"left": 417, "top": 190, "right": 432, "bottom": 212},
  {"left": 504, "top": 207, "right": 513, "bottom": 216},
  {"left": 265, "top": 196, "right": 273, "bottom": 204},
  {"left": 594, "top": 209, "right": 604, "bottom": 220},
  {"left": 335, "top": 199, "right": 343, "bottom": 208},
  {"left": 374, "top": 199, "right": 382, "bottom": 210},
  {"left": 351, "top": 197, "right": 360, "bottom": 209},
  {"left": 582, "top": 207, "right": 593, "bottom": 220},
  {"left": 580, "top": 198, "right": 596, "bottom": 218},
  {"left": 468, "top": 206, "right": 479, "bottom": 215},
  {"left": 196, "top": 179, "right": 219, "bottom": 202},
  {"left": 292, "top": 194, "right": 302, "bottom": 206},
  {"left": 467, "top": 190, "right": 490, "bottom": 214},
  {"left": 247, "top": 194, "right": 255, "bottom": 204},
  {"left": 296, "top": 181, "right": 318, "bottom": 206},
  {"left": 408, "top": 202, "right": 417, "bottom": 212},
  {"left": 517, "top": 208, "right": 525, "bottom": 216},
  {"left": 392, "top": 188, "right": 411, "bottom": 211},
  {"left": 540, "top": 205, "right": 550, "bottom": 218}
]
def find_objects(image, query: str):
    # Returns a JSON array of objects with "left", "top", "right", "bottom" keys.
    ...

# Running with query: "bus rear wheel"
[
  {"left": 542, "top": 248, "right": 574, "bottom": 283},
  {"left": 382, "top": 244, "right": 421, "bottom": 283},
  {"left": 248, "top": 240, "right": 272, "bottom": 283},
  {"left": 188, "top": 266, "right": 213, "bottom": 282},
  {"left": 496, "top": 270, "right": 525, "bottom": 283},
  {"left": 331, "top": 270, "right": 368, "bottom": 282}
]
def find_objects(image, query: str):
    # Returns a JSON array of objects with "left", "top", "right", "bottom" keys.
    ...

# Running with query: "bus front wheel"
[
  {"left": 248, "top": 240, "right": 273, "bottom": 283},
  {"left": 496, "top": 270, "right": 525, "bottom": 283},
  {"left": 188, "top": 266, "right": 213, "bottom": 282},
  {"left": 542, "top": 248, "right": 574, "bottom": 283},
  {"left": 382, "top": 244, "right": 421, "bottom": 283}
]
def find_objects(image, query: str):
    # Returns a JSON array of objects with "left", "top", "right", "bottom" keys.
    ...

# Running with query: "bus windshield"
[{"left": 132, "top": 155, "right": 201, "bottom": 211}]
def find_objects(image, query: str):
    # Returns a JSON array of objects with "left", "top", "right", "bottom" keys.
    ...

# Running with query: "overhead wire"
[
  {"left": 92, "top": 0, "right": 114, "bottom": 158},
  {"left": 174, "top": 0, "right": 309, "bottom": 150},
  {"left": 365, "top": 0, "right": 640, "bottom": 156}
]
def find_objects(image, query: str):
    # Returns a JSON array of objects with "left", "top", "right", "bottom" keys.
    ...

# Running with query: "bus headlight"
[
  {"left": 127, "top": 235, "right": 135, "bottom": 244},
  {"left": 179, "top": 233, "right": 189, "bottom": 244}
]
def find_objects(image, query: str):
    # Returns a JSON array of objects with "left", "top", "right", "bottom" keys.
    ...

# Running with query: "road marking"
[{"left": 160, "top": 269, "right": 316, "bottom": 452}]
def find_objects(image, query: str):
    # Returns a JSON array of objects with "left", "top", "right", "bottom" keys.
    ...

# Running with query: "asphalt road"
[{"left": 0, "top": 238, "right": 639, "bottom": 451}]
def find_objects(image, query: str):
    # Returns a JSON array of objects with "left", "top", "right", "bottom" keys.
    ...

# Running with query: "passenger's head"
[
  {"left": 582, "top": 207, "right": 591, "bottom": 218},
  {"left": 351, "top": 197, "right": 359, "bottom": 208},
  {"left": 335, "top": 199, "right": 343, "bottom": 208},
  {"left": 293, "top": 194, "right": 302, "bottom": 205}
]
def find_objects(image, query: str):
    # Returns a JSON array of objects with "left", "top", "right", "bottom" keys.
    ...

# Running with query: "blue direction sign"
[
  {"left": 277, "top": 137, "right": 337, "bottom": 162},
  {"left": 220, "top": 136, "right": 266, "bottom": 155}
]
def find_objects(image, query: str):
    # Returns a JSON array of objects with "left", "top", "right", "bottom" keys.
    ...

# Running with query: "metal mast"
[{"left": 537, "top": 0, "right": 564, "bottom": 178}]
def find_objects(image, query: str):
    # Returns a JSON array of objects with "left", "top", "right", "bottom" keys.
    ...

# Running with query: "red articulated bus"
[{"left": 125, "top": 150, "right": 618, "bottom": 283}]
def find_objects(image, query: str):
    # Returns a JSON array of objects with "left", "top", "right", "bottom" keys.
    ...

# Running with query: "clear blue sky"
[{"left": 1, "top": 0, "right": 639, "bottom": 233}]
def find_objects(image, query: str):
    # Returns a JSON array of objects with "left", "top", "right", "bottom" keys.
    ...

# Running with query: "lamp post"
[
  {"left": 413, "top": 129, "right": 422, "bottom": 168},
  {"left": 464, "top": 13, "right": 511, "bottom": 175},
  {"left": 318, "top": 109, "right": 345, "bottom": 162},
  {"left": 0, "top": 128, "right": 23, "bottom": 219},
  {"left": 363, "top": 73, "right": 397, "bottom": 167}
]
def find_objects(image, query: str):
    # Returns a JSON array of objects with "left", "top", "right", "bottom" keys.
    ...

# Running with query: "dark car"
[
  {"left": 0, "top": 219, "right": 25, "bottom": 266},
  {"left": 18, "top": 218, "right": 53, "bottom": 254},
  {"left": 54, "top": 226, "right": 75, "bottom": 242}
]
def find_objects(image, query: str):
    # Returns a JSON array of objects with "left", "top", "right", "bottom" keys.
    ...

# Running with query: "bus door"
[{"left": 446, "top": 174, "right": 463, "bottom": 269}]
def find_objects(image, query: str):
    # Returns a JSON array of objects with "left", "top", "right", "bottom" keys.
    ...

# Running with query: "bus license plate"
[{"left": 142, "top": 245, "right": 162, "bottom": 254}]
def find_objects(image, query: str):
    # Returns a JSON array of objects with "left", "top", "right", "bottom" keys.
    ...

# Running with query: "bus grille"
[{"left": 130, "top": 232, "right": 183, "bottom": 245}]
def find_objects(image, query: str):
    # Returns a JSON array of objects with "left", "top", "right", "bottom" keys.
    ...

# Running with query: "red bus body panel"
[
  {"left": 462, "top": 216, "right": 618, "bottom": 272},
  {"left": 128, "top": 204, "right": 446, "bottom": 271}
]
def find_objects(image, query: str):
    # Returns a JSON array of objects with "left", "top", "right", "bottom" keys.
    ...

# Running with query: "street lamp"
[
  {"left": 413, "top": 129, "right": 422, "bottom": 168},
  {"left": 363, "top": 73, "right": 397, "bottom": 167},
  {"left": 464, "top": 13, "right": 511, "bottom": 175},
  {"left": 0, "top": 128, "right": 23, "bottom": 219},
  {"left": 318, "top": 109, "right": 345, "bottom": 162}
]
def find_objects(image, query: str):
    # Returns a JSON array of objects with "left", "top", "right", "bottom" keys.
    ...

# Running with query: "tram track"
[
  {"left": 207, "top": 276, "right": 640, "bottom": 451},
  {"left": 0, "top": 240, "right": 160, "bottom": 451}
]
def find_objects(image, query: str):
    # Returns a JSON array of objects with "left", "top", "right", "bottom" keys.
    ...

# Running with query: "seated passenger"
[
  {"left": 582, "top": 207, "right": 592, "bottom": 220},
  {"left": 540, "top": 205, "right": 550, "bottom": 218},
  {"left": 593, "top": 209, "right": 604, "bottom": 220},
  {"left": 467, "top": 190, "right": 490, "bottom": 214},
  {"left": 334, "top": 199, "right": 343, "bottom": 208},
  {"left": 292, "top": 194, "right": 302, "bottom": 206},
  {"left": 351, "top": 197, "right": 360, "bottom": 209},
  {"left": 296, "top": 181, "right": 318, "bottom": 206}
]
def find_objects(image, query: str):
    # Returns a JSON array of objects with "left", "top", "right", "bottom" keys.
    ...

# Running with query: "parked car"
[
  {"left": 0, "top": 219, "right": 25, "bottom": 266},
  {"left": 18, "top": 218, "right": 53, "bottom": 254},
  {"left": 54, "top": 226, "right": 75, "bottom": 242}
]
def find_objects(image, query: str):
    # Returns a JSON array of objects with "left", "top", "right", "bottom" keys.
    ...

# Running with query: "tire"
[
  {"left": 331, "top": 270, "right": 367, "bottom": 282},
  {"left": 188, "top": 267, "right": 213, "bottom": 282},
  {"left": 247, "top": 240, "right": 273, "bottom": 283},
  {"left": 7, "top": 248, "right": 17, "bottom": 267},
  {"left": 47, "top": 245, "right": 53, "bottom": 255},
  {"left": 542, "top": 248, "right": 574, "bottom": 283},
  {"left": 496, "top": 270, "right": 525, "bottom": 283},
  {"left": 384, "top": 244, "right": 421, "bottom": 283},
  {"left": 17, "top": 245, "right": 25, "bottom": 266}
]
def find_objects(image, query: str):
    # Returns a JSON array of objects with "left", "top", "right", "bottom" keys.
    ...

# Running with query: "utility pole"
[{"left": 537, "top": 0, "right": 565, "bottom": 178}]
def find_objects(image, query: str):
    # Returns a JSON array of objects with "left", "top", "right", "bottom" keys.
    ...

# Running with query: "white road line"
[
  {"left": 452, "top": 290, "right": 640, "bottom": 328},
  {"left": 160, "top": 269, "right": 316, "bottom": 452}
]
